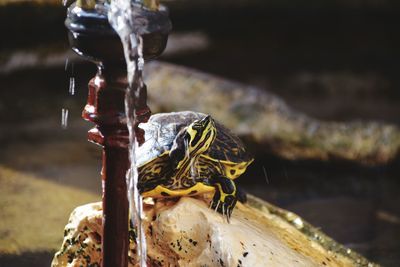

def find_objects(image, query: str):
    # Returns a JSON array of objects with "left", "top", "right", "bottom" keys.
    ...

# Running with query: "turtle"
[{"left": 136, "top": 111, "right": 253, "bottom": 219}]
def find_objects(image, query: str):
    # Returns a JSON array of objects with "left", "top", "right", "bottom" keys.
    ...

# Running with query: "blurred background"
[{"left": 0, "top": 0, "right": 399, "bottom": 266}]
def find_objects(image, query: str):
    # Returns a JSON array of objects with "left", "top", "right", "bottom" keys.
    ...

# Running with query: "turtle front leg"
[{"left": 210, "top": 176, "right": 238, "bottom": 221}]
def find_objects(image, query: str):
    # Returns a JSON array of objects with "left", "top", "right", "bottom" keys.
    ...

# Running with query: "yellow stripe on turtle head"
[{"left": 186, "top": 115, "right": 217, "bottom": 155}]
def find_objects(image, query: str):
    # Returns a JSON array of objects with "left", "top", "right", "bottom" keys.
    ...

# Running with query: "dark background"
[{"left": 0, "top": 1, "right": 399, "bottom": 266}]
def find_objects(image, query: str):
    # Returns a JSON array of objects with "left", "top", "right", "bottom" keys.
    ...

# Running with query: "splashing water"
[
  {"left": 190, "top": 157, "right": 197, "bottom": 179},
  {"left": 108, "top": 1, "right": 149, "bottom": 266},
  {"left": 181, "top": 131, "right": 201, "bottom": 182}
]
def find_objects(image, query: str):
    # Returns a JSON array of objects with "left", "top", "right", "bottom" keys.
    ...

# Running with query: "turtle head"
[
  {"left": 169, "top": 115, "right": 217, "bottom": 169},
  {"left": 186, "top": 115, "right": 217, "bottom": 155}
]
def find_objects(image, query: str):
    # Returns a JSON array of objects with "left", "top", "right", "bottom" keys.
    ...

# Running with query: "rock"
[
  {"left": 0, "top": 165, "right": 98, "bottom": 255},
  {"left": 51, "top": 195, "right": 376, "bottom": 266},
  {"left": 145, "top": 62, "right": 400, "bottom": 165}
]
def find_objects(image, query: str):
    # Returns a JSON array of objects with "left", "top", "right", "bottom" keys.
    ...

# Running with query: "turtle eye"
[{"left": 192, "top": 122, "right": 202, "bottom": 131}]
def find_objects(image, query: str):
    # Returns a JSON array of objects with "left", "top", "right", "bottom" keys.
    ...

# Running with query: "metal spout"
[{"left": 65, "top": 1, "right": 171, "bottom": 64}]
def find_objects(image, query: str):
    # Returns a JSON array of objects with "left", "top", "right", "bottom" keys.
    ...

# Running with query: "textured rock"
[
  {"left": 0, "top": 165, "right": 98, "bottom": 255},
  {"left": 52, "top": 195, "right": 377, "bottom": 267}
]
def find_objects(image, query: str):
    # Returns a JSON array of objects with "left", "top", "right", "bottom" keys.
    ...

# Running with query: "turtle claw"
[
  {"left": 227, "top": 207, "right": 233, "bottom": 221},
  {"left": 210, "top": 193, "right": 237, "bottom": 222},
  {"left": 210, "top": 177, "right": 238, "bottom": 222},
  {"left": 210, "top": 200, "right": 230, "bottom": 222},
  {"left": 212, "top": 200, "right": 221, "bottom": 213}
]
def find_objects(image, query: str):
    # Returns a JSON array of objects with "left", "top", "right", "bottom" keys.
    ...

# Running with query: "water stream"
[
  {"left": 61, "top": 108, "right": 69, "bottom": 129},
  {"left": 108, "top": 1, "right": 150, "bottom": 266}
]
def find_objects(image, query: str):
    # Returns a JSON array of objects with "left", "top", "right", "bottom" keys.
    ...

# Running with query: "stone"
[{"left": 51, "top": 195, "right": 376, "bottom": 266}]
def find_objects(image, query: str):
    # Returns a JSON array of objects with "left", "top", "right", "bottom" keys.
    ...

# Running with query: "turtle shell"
[
  {"left": 136, "top": 111, "right": 252, "bottom": 167},
  {"left": 207, "top": 122, "right": 252, "bottom": 164},
  {"left": 136, "top": 111, "right": 204, "bottom": 167}
]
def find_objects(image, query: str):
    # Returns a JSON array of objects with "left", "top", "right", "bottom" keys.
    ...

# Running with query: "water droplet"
[
  {"left": 62, "top": 0, "right": 68, "bottom": 6},
  {"left": 61, "top": 108, "right": 69, "bottom": 129},
  {"left": 262, "top": 166, "right": 270, "bottom": 184},
  {"left": 69, "top": 77, "right": 76, "bottom": 95},
  {"left": 64, "top": 58, "right": 69, "bottom": 71}
]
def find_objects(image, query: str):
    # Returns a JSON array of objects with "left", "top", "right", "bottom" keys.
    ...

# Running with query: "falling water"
[
  {"left": 62, "top": 56, "right": 72, "bottom": 129},
  {"left": 262, "top": 166, "right": 270, "bottom": 184},
  {"left": 65, "top": 59, "right": 75, "bottom": 95},
  {"left": 64, "top": 58, "right": 69, "bottom": 71},
  {"left": 68, "top": 77, "right": 75, "bottom": 95},
  {"left": 69, "top": 62, "right": 75, "bottom": 95},
  {"left": 61, "top": 108, "right": 69, "bottom": 129},
  {"left": 108, "top": 1, "right": 149, "bottom": 266}
]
